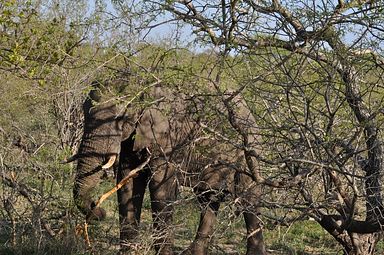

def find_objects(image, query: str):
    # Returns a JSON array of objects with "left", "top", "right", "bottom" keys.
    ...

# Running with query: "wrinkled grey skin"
[{"left": 73, "top": 81, "right": 266, "bottom": 255}]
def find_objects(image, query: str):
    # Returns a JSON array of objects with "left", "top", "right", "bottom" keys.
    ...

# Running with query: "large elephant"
[{"left": 72, "top": 77, "right": 266, "bottom": 255}]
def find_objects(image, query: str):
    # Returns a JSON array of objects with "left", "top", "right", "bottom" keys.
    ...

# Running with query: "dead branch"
[{"left": 94, "top": 149, "right": 152, "bottom": 208}]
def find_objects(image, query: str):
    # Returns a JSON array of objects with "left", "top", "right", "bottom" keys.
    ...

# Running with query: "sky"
[
  {"left": 89, "top": 0, "right": 202, "bottom": 51},
  {"left": 85, "top": 0, "right": 383, "bottom": 53}
]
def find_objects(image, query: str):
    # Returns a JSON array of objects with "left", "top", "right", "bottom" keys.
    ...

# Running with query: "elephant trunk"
[
  {"left": 72, "top": 130, "right": 123, "bottom": 221},
  {"left": 72, "top": 132, "right": 123, "bottom": 221},
  {"left": 73, "top": 154, "right": 108, "bottom": 221},
  {"left": 73, "top": 134, "right": 120, "bottom": 221}
]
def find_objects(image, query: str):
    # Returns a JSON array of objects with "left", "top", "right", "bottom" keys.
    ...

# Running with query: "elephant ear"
[{"left": 133, "top": 108, "right": 170, "bottom": 152}]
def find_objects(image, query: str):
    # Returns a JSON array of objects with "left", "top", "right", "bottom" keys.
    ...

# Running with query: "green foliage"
[
  {"left": 1, "top": 1, "right": 384, "bottom": 254},
  {"left": 265, "top": 221, "right": 340, "bottom": 255}
]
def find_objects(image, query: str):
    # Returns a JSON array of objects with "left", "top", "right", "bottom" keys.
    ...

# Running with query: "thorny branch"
[{"left": 162, "top": 0, "right": 384, "bottom": 236}]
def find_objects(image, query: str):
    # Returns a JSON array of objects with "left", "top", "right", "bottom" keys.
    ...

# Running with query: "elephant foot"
[
  {"left": 182, "top": 240, "right": 208, "bottom": 255},
  {"left": 119, "top": 230, "right": 141, "bottom": 255},
  {"left": 245, "top": 242, "right": 267, "bottom": 255},
  {"left": 156, "top": 246, "right": 174, "bottom": 255},
  {"left": 246, "top": 247, "right": 267, "bottom": 255}
]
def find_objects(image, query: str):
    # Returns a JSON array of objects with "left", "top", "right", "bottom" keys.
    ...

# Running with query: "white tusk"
[{"left": 102, "top": 155, "right": 117, "bottom": 169}]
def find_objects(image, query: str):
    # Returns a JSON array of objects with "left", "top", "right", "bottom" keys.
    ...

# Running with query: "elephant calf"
[{"left": 72, "top": 80, "right": 266, "bottom": 255}]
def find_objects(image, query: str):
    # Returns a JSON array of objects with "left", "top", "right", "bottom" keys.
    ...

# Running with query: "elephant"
[{"left": 71, "top": 76, "right": 266, "bottom": 255}]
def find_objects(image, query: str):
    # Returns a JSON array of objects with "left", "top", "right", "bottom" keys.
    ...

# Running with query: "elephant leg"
[
  {"left": 149, "top": 160, "right": 177, "bottom": 255},
  {"left": 243, "top": 211, "right": 266, "bottom": 255},
  {"left": 234, "top": 171, "right": 266, "bottom": 255},
  {"left": 187, "top": 191, "right": 221, "bottom": 255},
  {"left": 117, "top": 162, "right": 150, "bottom": 250}
]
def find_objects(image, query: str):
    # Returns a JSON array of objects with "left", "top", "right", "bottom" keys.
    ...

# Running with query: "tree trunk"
[
  {"left": 343, "top": 233, "right": 380, "bottom": 255},
  {"left": 319, "top": 216, "right": 380, "bottom": 255}
]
